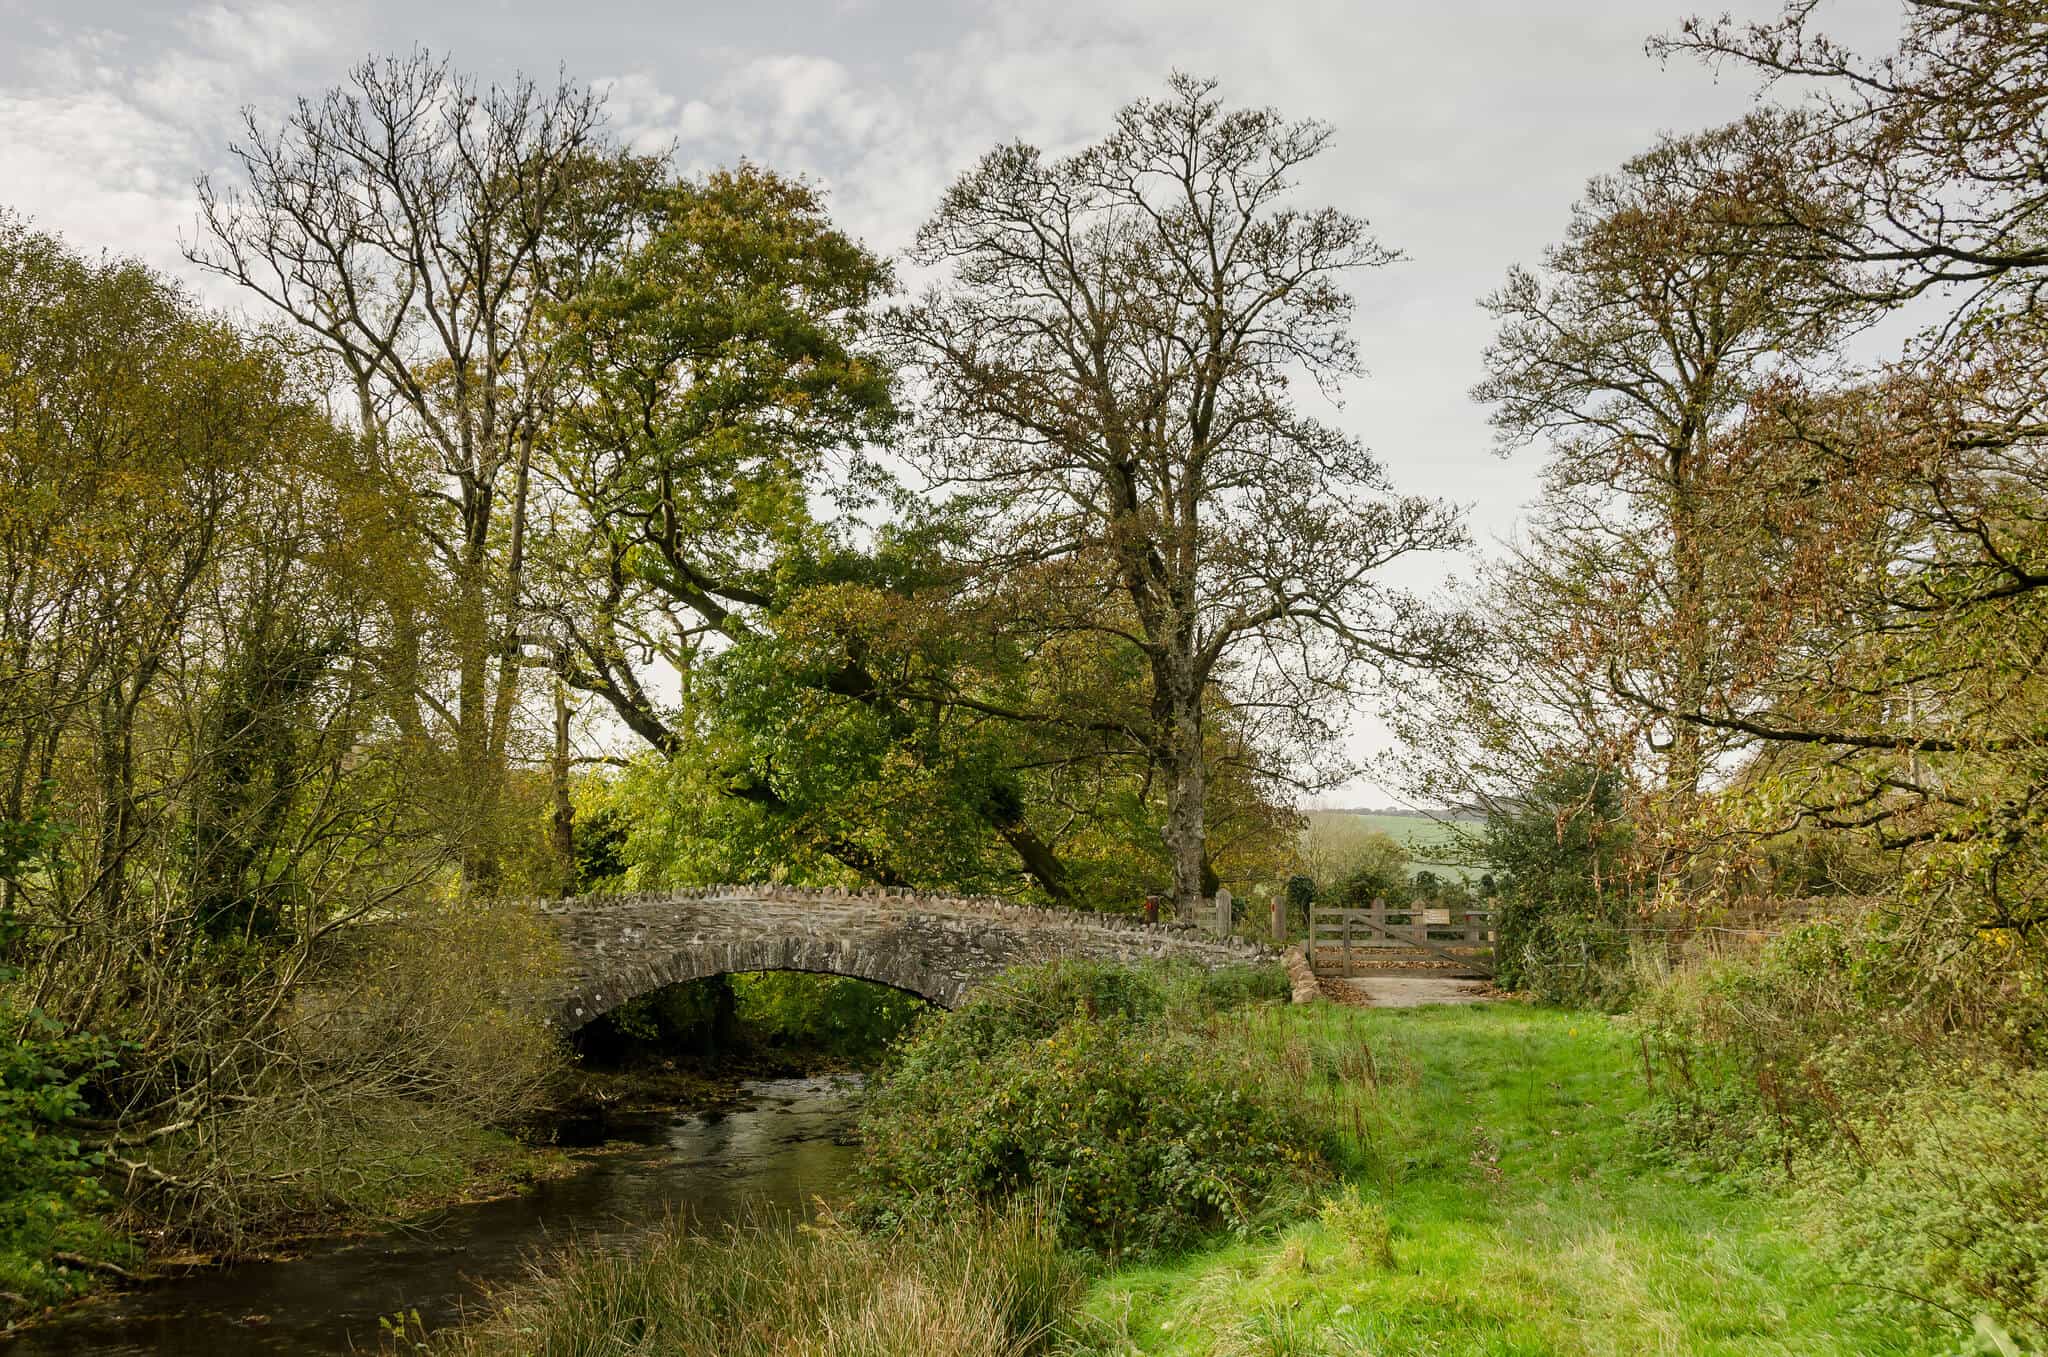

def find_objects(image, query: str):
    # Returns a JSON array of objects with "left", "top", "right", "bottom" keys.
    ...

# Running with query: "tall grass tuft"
[{"left": 430, "top": 1202, "right": 1088, "bottom": 1357}]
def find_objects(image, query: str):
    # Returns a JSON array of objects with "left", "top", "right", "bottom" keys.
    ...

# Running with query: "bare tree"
[
  {"left": 189, "top": 51, "right": 617, "bottom": 891},
  {"left": 1656, "top": 1, "right": 2048, "bottom": 309},
  {"left": 1474, "top": 110, "right": 1870, "bottom": 828},
  {"left": 894, "top": 74, "right": 1464, "bottom": 915}
]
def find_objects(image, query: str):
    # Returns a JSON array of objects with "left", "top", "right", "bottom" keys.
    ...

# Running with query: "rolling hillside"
[{"left": 1304, "top": 809, "right": 1485, "bottom": 883}]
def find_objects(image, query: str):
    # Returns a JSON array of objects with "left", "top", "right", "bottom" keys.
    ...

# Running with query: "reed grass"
[{"left": 429, "top": 1202, "right": 1088, "bottom": 1357}]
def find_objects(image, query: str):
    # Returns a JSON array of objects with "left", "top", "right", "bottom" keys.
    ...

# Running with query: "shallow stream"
[{"left": 6, "top": 1075, "right": 863, "bottom": 1356}]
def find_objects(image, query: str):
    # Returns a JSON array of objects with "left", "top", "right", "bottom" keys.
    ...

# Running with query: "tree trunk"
[
  {"left": 455, "top": 473, "right": 500, "bottom": 897},
  {"left": 1667, "top": 471, "right": 1708, "bottom": 811},
  {"left": 550, "top": 661, "right": 575, "bottom": 891},
  {"left": 487, "top": 431, "right": 536, "bottom": 802},
  {"left": 93, "top": 686, "right": 133, "bottom": 924},
  {"left": 1662, "top": 445, "right": 1710, "bottom": 897},
  {"left": 1160, "top": 673, "right": 1208, "bottom": 919}
]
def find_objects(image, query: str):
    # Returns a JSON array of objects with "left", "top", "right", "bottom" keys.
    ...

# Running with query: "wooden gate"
[{"left": 1309, "top": 900, "right": 1494, "bottom": 977}]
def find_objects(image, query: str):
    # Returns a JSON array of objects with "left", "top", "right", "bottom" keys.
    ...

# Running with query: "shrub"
[
  {"left": 903, "top": 959, "right": 1172, "bottom": 1066},
  {"left": 1482, "top": 762, "right": 1631, "bottom": 992},
  {"left": 1636, "top": 919, "right": 2048, "bottom": 1341},
  {"left": 1515, "top": 911, "right": 1636, "bottom": 1009},
  {"left": 1799, "top": 1070, "right": 2048, "bottom": 1342},
  {"left": 857, "top": 961, "right": 1322, "bottom": 1257},
  {"left": 130, "top": 900, "right": 565, "bottom": 1250},
  {"left": 0, "top": 1004, "right": 126, "bottom": 1313},
  {"left": 1634, "top": 922, "right": 1942, "bottom": 1172},
  {"left": 334, "top": 899, "right": 566, "bottom": 1123},
  {"left": 886, "top": 958, "right": 1287, "bottom": 1072},
  {"left": 1159, "top": 961, "right": 1293, "bottom": 1017}
]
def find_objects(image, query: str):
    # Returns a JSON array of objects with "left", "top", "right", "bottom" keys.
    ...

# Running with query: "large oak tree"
[{"left": 894, "top": 75, "right": 1463, "bottom": 914}]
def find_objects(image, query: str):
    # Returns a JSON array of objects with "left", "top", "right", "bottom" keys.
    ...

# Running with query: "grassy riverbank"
[
  {"left": 431, "top": 979, "right": 1942, "bottom": 1356},
  {"left": 1073, "top": 1003, "right": 1925, "bottom": 1356}
]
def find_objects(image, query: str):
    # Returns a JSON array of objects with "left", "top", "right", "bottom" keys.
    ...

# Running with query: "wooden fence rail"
[{"left": 1309, "top": 900, "right": 1495, "bottom": 977}]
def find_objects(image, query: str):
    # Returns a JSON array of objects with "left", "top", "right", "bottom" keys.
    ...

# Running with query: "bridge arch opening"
[
  {"left": 557, "top": 934, "right": 972, "bottom": 1036},
  {"left": 568, "top": 965, "right": 934, "bottom": 1074}
]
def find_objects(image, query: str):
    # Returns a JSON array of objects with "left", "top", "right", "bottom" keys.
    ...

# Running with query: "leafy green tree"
[
  {"left": 533, "top": 166, "right": 925, "bottom": 885},
  {"left": 1483, "top": 764, "right": 1632, "bottom": 989},
  {"left": 536, "top": 170, "right": 1298, "bottom": 903},
  {"left": 1329, "top": 830, "right": 1413, "bottom": 908}
]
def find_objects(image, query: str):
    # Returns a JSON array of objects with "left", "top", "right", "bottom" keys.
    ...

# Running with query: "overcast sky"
[{"left": 0, "top": 0, "right": 1903, "bottom": 802}]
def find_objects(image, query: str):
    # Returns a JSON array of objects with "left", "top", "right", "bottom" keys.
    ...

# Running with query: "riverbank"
[
  {"left": 0, "top": 1126, "right": 573, "bottom": 1336},
  {"left": 429, "top": 998, "right": 1946, "bottom": 1356}
]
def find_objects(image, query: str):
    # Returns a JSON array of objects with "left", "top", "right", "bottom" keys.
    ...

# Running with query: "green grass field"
[
  {"left": 1069, "top": 1003, "right": 1932, "bottom": 1356},
  {"left": 1306, "top": 810, "right": 1483, "bottom": 882}
]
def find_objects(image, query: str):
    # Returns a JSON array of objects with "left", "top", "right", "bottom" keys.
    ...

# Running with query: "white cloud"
[
  {"left": 191, "top": 0, "right": 332, "bottom": 73},
  {"left": 0, "top": 85, "right": 201, "bottom": 276},
  {"left": 0, "top": 1, "right": 346, "bottom": 291}
]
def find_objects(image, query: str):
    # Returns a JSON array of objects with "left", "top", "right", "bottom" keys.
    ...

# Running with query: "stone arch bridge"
[{"left": 527, "top": 884, "right": 1281, "bottom": 1031}]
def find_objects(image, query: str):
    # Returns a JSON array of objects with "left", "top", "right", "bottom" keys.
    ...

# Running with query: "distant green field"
[{"left": 1304, "top": 809, "right": 1484, "bottom": 882}]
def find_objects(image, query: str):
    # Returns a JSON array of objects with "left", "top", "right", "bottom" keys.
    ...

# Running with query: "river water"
[{"left": 6, "top": 1075, "right": 864, "bottom": 1356}]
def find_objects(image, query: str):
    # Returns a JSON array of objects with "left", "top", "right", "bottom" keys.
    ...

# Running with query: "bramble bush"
[
  {"left": 1636, "top": 918, "right": 2048, "bottom": 1343},
  {"left": 1636, "top": 922, "right": 1970, "bottom": 1170},
  {"left": 1800, "top": 1070, "right": 2048, "bottom": 1342},
  {"left": 855, "top": 960, "right": 1320, "bottom": 1257}
]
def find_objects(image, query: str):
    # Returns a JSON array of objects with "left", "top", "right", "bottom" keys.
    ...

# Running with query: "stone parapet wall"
[{"left": 522, "top": 884, "right": 1279, "bottom": 1029}]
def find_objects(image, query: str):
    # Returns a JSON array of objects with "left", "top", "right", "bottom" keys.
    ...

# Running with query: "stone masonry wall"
[{"left": 521, "top": 884, "right": 1280, "bottom": 1029}]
